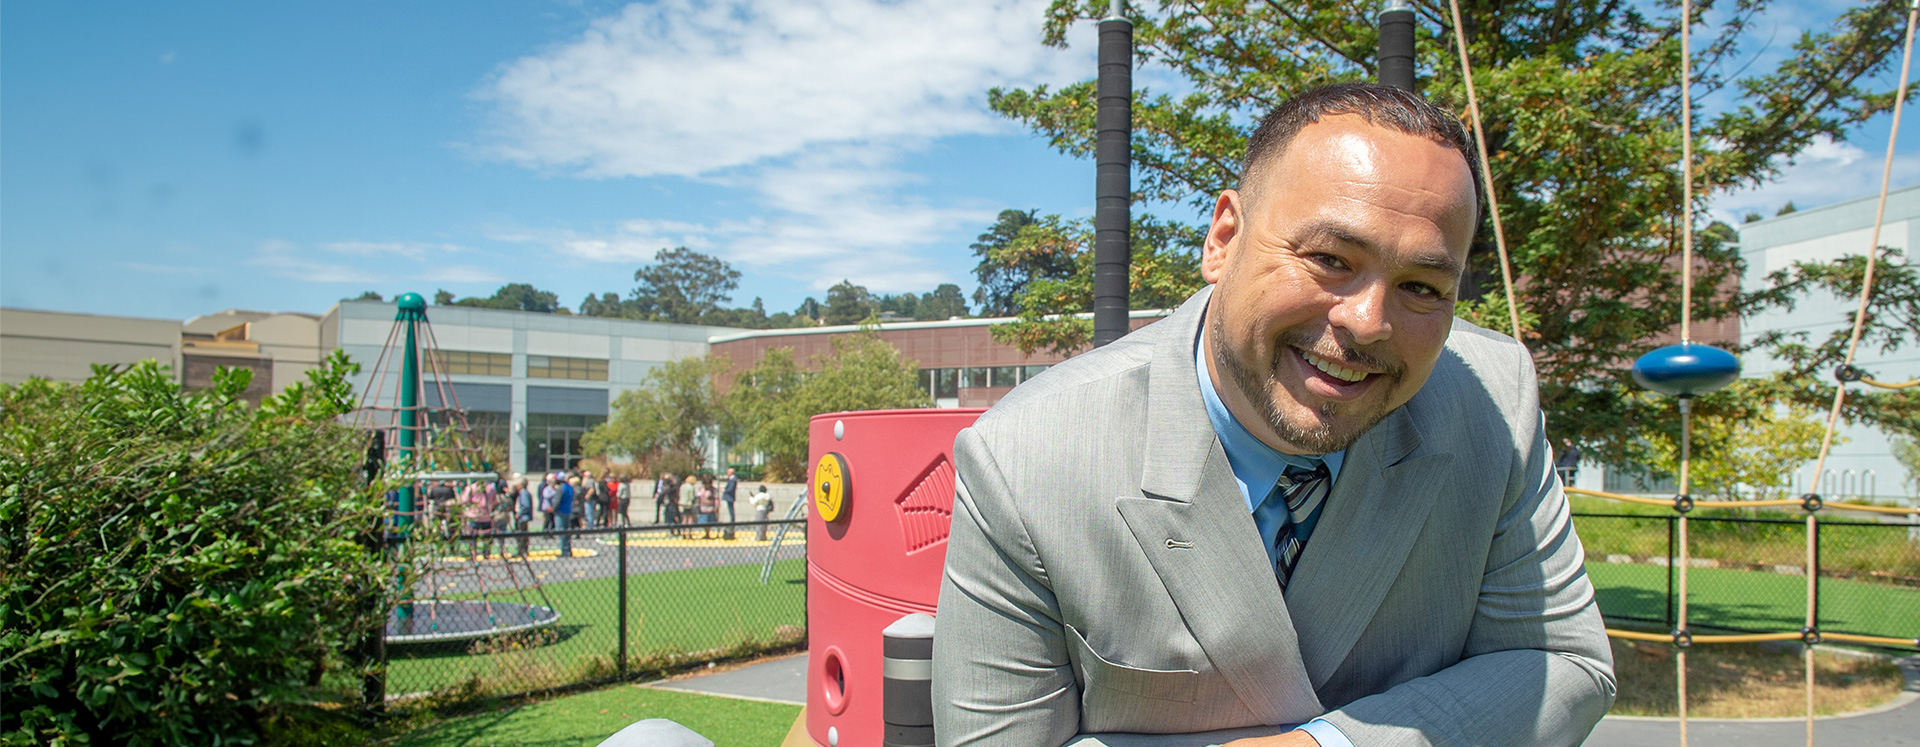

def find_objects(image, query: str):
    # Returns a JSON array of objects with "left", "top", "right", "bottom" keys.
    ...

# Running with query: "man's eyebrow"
[{"left": 1295, "top": 220, "right": 1463, "bottom": 277}]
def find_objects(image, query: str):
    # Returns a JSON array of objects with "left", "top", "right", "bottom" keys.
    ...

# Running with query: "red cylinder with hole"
[{"left": 805, "top": 409, "right": 982, "bottom": 746}]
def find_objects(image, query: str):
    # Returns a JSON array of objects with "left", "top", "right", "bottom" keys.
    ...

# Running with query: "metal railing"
[
  {"left": 365, "top": 518, "right": 809, "bottom": 705},
  {"left": 1574, "top": 511, "right": 1919, "bottom": 648}
]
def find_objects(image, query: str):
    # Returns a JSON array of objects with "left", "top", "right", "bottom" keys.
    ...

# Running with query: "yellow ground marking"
[
  {"left": 594, "top": 534, "right": 808, "bottom": 548},
  {"left": 432, "top": 548, "right": 600, "bottom": 563}
]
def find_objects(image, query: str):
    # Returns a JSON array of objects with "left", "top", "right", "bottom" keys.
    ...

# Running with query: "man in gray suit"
[{"left": 932, "top": 84, "right": 1614, "bottom": 746}]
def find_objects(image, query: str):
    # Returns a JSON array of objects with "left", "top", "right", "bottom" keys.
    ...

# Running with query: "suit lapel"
[
  {"left": 1123, "top": 288, "right": 1325, "bottom": 724},
  {"left": 1282, "top": 406, "right": 1451, "bottom": 688}
]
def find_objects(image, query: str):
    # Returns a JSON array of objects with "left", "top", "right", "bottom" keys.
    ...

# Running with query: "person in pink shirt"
[{"left": 460, "top": 482, "right": 494, "bottom": 558}]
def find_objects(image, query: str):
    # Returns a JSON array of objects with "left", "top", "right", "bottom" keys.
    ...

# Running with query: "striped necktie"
[{"left": 1264, "top": 464, "right": 1332, "bottom": 590}]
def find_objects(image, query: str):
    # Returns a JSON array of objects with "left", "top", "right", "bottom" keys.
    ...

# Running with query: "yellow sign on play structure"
[{"left": 813, "top": 451, "right": 850, "bottom": 522}]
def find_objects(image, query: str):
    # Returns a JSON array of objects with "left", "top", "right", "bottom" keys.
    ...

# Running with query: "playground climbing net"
[
  {"left": 1443, "top": 0, "right": 1920, "bottom": 742},
  {"left": 347, "top": 297, "right": 561, "bottom": 651}
]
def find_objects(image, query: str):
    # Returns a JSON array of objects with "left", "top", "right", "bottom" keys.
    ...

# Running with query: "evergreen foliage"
[
  {"left": 986, "top": 0, "right": 1919, "bottom": 469},
  {"left": 1, "top": 352, "right": 395, "bottom": 746}
]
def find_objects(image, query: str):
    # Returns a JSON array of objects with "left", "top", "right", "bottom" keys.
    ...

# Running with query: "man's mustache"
[{"left": 1270, "top": 330, "right": 1402, "bottom": 378}]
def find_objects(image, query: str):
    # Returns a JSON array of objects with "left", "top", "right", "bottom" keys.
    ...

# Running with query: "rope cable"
[
  {"left": 1807, "top": 0, "right": 1919, "bottom": 501},
  {"left": 1677, "top": 1, "right": 1699, "bottom": 737},
  {"left": 1443, "top": 0, "right": 1524, "bottom": 341}
]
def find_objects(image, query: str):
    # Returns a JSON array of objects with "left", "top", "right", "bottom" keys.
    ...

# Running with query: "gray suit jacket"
[{"left": 931, "top": 287, "right": 1615, "bottom": 746}]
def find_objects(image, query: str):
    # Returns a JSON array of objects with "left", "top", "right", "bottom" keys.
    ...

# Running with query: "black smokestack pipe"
[
  {"left": 1093, "top": 0, "right": 1132, "bottom": 348},
  {"left": 1377, "top": 0, "right": 1416, "bottom": 91}
]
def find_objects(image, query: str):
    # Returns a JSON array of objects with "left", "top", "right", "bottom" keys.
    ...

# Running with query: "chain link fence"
[
  {"left": 1574, "top": 511, "right": 1920, "bottom": 648},
  {"left": 368, "top": 517, "right": 808, "bottom": 704}
]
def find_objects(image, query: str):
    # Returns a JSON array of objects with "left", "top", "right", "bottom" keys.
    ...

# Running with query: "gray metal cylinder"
[{"left": 882, "top": 613, "right": 936, "bottom": 747}]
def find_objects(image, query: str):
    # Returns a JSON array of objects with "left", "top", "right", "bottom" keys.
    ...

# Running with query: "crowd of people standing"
[{"left": 411, "top": 465, "right": 783, "bottom": 557}]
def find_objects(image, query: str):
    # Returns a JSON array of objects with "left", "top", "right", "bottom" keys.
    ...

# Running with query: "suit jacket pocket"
[{"left": 1065, "top": 622, "right": 1201, "bottom": 704}]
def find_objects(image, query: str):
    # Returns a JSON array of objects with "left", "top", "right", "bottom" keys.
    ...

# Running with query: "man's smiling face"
[{"left": 1201, "top": 114, "right": 1478, "bottom": 454}]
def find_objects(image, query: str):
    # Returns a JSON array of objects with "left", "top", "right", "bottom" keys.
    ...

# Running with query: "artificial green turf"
[
  {"left": 387, "top": 683, "right": 800, "bottom": 747},
  {"left": 1585, "top": 561, "right": 1920, "bottom": 640},
  {"left": 386, "top": 558, "right": 806, "bottom": 696},
  {"left": 1571, "top": 501, "right": 1920, "bottom": 577}
]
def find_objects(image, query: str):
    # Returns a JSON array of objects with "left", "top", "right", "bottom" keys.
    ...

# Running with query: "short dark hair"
[{"left": 1238, "top": 83, "right": 1484, "bottom": 222}]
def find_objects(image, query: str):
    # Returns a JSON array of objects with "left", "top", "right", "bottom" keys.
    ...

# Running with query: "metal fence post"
[
  {"left": 618, "top": 527, "right": 629, "bottom": 680},
  {"left": 1811, "top": 518, "right": 1822, "bottom": 628},
  {"left": 1665, "top": 515, "right": 1676, "bottom": 628}
]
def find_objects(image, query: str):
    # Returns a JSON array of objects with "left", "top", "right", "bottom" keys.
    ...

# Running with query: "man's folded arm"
[
  {"left": 1314, "top": 416, "right": 1616, "bottom": 747},
  {"left": 932, "top": 431, "right": 1083, "bottom": 746}
]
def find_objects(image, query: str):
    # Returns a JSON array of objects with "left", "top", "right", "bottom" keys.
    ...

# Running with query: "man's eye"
[
  {"left": 1403, "top": 282, "right": 1444, "bottom": 300},
  {"left": 1309, "top": 253, "right": 1348, "bottom": 270}
]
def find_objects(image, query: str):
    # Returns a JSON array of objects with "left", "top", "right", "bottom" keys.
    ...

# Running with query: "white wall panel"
[
  {"left": 526, "top": 332, "right": 609, "bottom": 358},
  {"left": 428, "top": 324, "right": 513, "bottom": 353},
  {"left": 621, "top": 337, "right": 672, "bottom": 361},
  {"left": 341, "top": 319, "right": 399, "bottom": 347}
]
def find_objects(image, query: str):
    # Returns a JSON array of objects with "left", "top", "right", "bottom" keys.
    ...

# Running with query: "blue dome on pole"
[{"left": 1631, "top": 343, "right": 1740, "bottom": 397}]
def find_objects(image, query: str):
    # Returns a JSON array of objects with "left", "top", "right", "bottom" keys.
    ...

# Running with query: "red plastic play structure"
[{"left": 797, "top": 408, "right": 983, "bottom": 747}]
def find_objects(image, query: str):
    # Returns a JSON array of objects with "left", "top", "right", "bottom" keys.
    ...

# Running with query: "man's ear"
[{"left": 1201, "top": 189, "right": 1242, "bottom": 285}]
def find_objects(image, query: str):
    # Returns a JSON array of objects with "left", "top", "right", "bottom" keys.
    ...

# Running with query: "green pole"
[
  {"left": 394, "top": 292, "right": 427, "bottom": 532},
  {"left": 393, "top": 292, "right": 427, "bottom": 622}
]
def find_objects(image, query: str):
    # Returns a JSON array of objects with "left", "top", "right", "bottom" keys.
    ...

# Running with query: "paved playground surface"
[{"left": 655, "top": 654, "right": 1920, "bottom": 745}]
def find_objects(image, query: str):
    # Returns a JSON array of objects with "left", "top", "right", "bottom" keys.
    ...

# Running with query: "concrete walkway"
[
  {"left": 647, "top": 652, "right": 807, "bottom": 706},
  {"left": 1584, "top": 656, "right": 1920, "bottom": 746},
  {"left": 653, "top": 653, "right": 1920, "bottom": 746}
]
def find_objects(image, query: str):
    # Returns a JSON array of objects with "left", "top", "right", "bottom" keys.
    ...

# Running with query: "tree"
[
  {"left": 583, "top": 355, "right": 730, "bottom": 465},
  {"left": 1745, "top": 248, "right": 1920, "bottom": 437},
  {"left": 578, "top": 291, "right": 633, "bottom": 318},
  {"left": 2, "top": 352, "right": 394, "bottom": 745},
  {"left": 629, "top": 247, "right": 742, "bottom": 324},
  {"left": 824, "top": 280, "right": 878, "bottom": 325},
  {"left": 794, "top": 297, "right": 823, "bottom": 324},
  {"left": 726, "top": 348, "right": 810, "bottom": 480},
  {"left": 919, "top": 283, "right": 971, "bottom": 320},
  {"left": 983, "top": 213, "right": 1206, "bottom": 356},
  {"left": 991, "top": 0, "right": 1916, "bottom": 468},
  {"left": 353, "top": 290, "right": 384, "bottom": 301},
  {"left": 1893, "top": 431, "right": 1920, "bottom": 501},
  {"left": 436, "top": 284, "right": 561, "bottom": 312},
  {"left": 971, "top": 209, "right": 1052, "bottom": 315},
  {"left": 732, "top": 336, "right": 930, "bottom": 480},
  {"left": 1643, "top": 384, "right": 1833, "bottom": 501}
]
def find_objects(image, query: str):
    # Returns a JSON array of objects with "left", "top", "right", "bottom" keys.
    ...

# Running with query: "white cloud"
[
  {"left": 476, "top": 0, "right": 1071, "bottom": 293},
  {"left": 1712, "top": 135, "right": 1920, "bottom": 223},
  {"left": 321, "top": 240, "right": 471, "bottom": 260},
  {"left": 247, "top": 239, "right": 384, "bottom": 283},
  {"left": 417, "top": 265, "right": 508, "bottom": 284},
  {"left": 478, "top": 0, "right": 1070, "bottom": 179},
  {"left": 248, "top": 239, "right": 506, "bottom": 285}
]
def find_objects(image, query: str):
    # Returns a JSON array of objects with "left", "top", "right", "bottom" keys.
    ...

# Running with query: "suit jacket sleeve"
[
  {"left": 933, "top": 429, "right": 1084, "bottom": 746},
  {"left": 1316, "top": 350, "right": 1616, "bottom": 746}
]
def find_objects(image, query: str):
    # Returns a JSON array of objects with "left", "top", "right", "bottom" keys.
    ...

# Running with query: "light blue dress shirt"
[{"left": 1195, "top": 332, "right": 1356, "bottom": 747}]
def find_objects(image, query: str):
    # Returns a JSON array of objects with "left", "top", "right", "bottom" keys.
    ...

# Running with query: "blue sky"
[{"left": 2, "top": 0, "right": 1912, "bottom": 322}]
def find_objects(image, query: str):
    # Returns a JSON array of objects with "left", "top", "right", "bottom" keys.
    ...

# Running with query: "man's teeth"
[{"left": 1301, "top": 351, "right": 1368, "bottom": 383}]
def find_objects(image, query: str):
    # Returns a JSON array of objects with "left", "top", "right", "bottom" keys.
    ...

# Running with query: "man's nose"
[{"left": 1329, "top": 281, "right": 1392, "bottom": 346}]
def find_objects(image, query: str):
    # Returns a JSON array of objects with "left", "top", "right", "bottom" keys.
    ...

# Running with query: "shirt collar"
[{"left": 1195, "top": 329, "right": 1344, "bottom": 513}]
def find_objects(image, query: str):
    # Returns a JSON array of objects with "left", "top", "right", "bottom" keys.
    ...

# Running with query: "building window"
[
  {"left": 528, "top": 355, "right": 608, "bottom": 381},
  {"left": 919, "top": 364, "right": 1048, "bottom": 400},
  {"left": 924, "top": 368, "right": 958, "bottom": 399},
  {"left": 436, "top": 351, "right": 512, "bottom": 377},
  {"left": 526, "top": 413, "right": 606, "bottom": 473}
]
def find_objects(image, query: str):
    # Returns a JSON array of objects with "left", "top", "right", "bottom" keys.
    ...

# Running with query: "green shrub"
[{"left": 0, "top": 352, "right": 397, "bottom": 746}]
